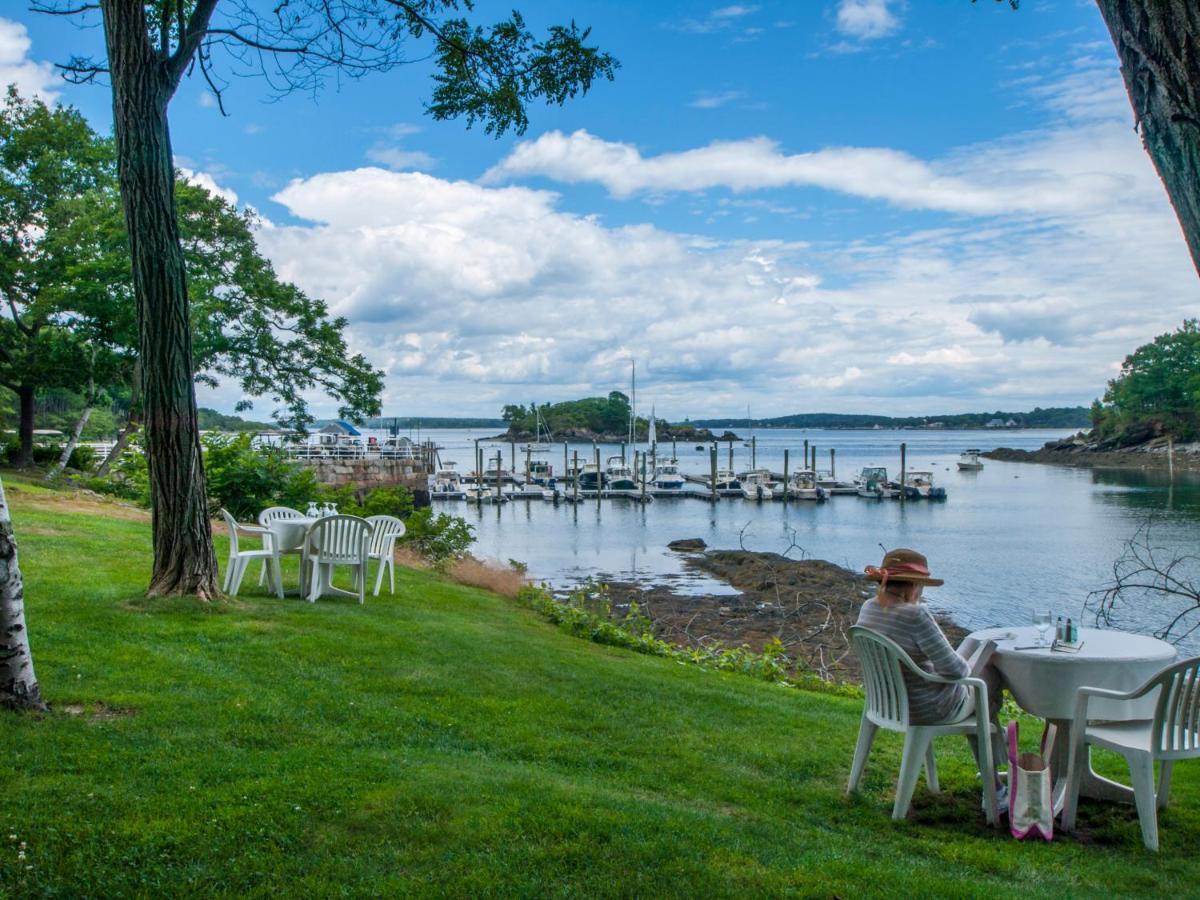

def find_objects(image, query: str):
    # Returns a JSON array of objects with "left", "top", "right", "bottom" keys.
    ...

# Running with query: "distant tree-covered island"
[
  {"left": 500, "top": 393, "right": 737, "bottom": 443},
  {"left": 692, "top": 407, "right": 1091, "bottom": 430}
]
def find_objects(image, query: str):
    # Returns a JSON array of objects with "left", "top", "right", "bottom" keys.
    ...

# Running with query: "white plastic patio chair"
[
  {"left": 220, "top": 509, "right": 281, "bottom": 598},
  {"left": 257, "top": 506, "right": 306, "bottom": 587},
  {"left": 1061, "top": 656, "right": 1200, "bottom": 851},
  {"left": 363, "top": 515, "right": 406, "bottom": 596},
  {"left": 300, "top": 515, "right": 373, "bottom": 604},
  {"left": 847, "top": 625, "right": 1001, "bottom": 825}
]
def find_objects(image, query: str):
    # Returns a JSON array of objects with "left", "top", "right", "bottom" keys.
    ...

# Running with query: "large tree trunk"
[
  {"left": 101, "top": 0, "right": 219, "bottom": 598},
  {"left": 15, "top": 385, "right": 34, "bottom": 468},
  {"left": 0, "top": 475, "right": 46, "bottom": 711},
  {"left": 1094, "top": 0, "right": 1200, "bottom": 279}
]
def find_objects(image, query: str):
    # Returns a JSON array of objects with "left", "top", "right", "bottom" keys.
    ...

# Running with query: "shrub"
[
  {"left": 203, "top": 434, "right": 320, "bottom": 519},
  {"left": 400, "top": 508, "right": 474, "bottom": 565},
  {"left": 320, "top": 484, "right": 414, "bottom": 519},
  {"left": 3, "top": 440, "right": 95, "bottom": 469}
]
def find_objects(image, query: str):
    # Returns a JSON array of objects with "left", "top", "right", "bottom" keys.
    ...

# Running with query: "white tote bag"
[{"left": 1007, "top": 720, "right": 1057, "bottom": 841}]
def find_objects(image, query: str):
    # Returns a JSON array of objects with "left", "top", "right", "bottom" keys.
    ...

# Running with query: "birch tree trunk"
[
  {"left": 47, "top": 402, "right": 93, "bottom": 481},
  {"left": 0, "top": 475, "right": 46, "bottom": 711},
  {"left": 101, "top": 0, "right": 219, "bottom": 597},
  {"left": 1094, "top": 0, "right": 1200, "bottom": 278}
]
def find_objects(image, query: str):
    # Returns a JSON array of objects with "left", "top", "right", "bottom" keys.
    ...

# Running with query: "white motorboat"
[
  {"left": 652, "top": 458, "right": 685, "bottom": 491},
  {"left": 740, "top": 469, "right": 778, "bottom": 501},
  {"left": 525, "top": 458, "right": 555, "bottom": 486},
  {"left": 957, "top": 449, "right": 984, "bottom": 470},
  {"left": 855, "top": 466, "right": 899, "bottom": 499},
  {"left": 816, "top": 469, "right": 857, "bottom": 495},
  {"left": 430, "top": 461, "right": 466, "bottom": 499},
  {"left": 902, "top": 471, "right": 947, "bottom": 501},
  {"left": 714, "top": 468, "right": 741, "bottom": 494},
  {"left": 785, "top": 469, "right": 827, "bottom": 501},
  {"left": 606, "top": 456, "right": 637, "bottom": 492},
  {"left": 464, "top": 485, "right": 509, "bottom": 503},
  {"left": 578, "top": 461, "right": 608, "bottom": 492}
]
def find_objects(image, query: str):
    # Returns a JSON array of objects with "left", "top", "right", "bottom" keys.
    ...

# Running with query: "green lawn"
[{"left": 1, "top": 478, "right": 1197, "bottom": 897}]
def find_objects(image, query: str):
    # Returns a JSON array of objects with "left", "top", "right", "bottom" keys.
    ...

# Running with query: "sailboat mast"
[{"left": 629, "top": 359, "right": 636, "bottom": 446}]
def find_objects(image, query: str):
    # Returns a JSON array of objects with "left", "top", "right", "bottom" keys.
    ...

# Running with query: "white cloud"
[
  {"left": 689, "top": 90, "right": 745, "bottom": 109},
  {"left": 198, "top": 91, "right": 217, "bottom": 109},
  {"left": 0, "top": 18, "right": 58, "bottom": 101},
  {"left": 178, "top": 167, "right": 239, "bottom": 206},
  {"left": 836, "top": 0, "right": 901, "bottom": 41},
  {"left": 365, "top": 145, "right": 438, "bottom": 171},
  {"left": 485, "top": 126, "right": 1146, "bottom": 219},
  {"left": 203, "top": 55, "right": 1195, "bottom": 420}
]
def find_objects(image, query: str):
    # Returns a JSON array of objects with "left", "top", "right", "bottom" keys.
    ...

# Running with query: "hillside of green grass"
[{"left": 1, "top": 476, "right": 1197, "bottom": 896}]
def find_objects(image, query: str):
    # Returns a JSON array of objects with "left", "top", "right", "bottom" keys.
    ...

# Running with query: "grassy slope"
[{"left": 1, "top": 479, "right": 1197, "bottom": 897}]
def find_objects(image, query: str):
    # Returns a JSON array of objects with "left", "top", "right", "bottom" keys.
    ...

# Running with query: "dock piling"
[
  {"left": 830, "top": 448, "right": 836, "bottom": 478},
  {"left": 573, "top": 450, "right": 579, "bottom": 503},
  {"left": 710, "top": 445, "right": 718, "bottom": 502},
  {"left": 751, "top": 436, "right": 757, "bottom": 469},
  {"left": 900, "top": 442, "right": 907, "bottom": 504},
  {"left": 783, "top": 449, "right": 790, "bottom": 503},
  {"left": 595, "top": 446, "right": 602, "bottom": 506}
]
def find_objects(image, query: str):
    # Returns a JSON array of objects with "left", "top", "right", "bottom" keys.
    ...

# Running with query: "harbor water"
[{"left": 397, "top": 427, "right": 1200, "bottom": 647}]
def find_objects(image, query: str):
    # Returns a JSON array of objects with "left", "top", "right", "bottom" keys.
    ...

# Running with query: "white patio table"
[
  {"left": 265, "top": 516, "right": 315, "bottom": 554},
  {"left": 263, "top": 516, "right": 316, "bottom": 597},
  {"left": 967, "top": 625, "right": 1176, "bottom": 812}
]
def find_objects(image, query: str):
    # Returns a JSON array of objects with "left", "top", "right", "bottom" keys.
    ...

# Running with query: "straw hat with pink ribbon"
[{"left": 864, "top": 548, "right": 944, "bottom": 588}]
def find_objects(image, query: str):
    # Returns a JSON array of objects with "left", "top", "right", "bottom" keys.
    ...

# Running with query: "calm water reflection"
[{"left": 411, "top": 428, "right": 1200, "bottom": 649}]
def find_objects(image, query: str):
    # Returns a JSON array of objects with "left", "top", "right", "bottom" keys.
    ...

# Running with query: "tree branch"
[{"left": 165, "top": 0, "right": 220, "bottom": 91}]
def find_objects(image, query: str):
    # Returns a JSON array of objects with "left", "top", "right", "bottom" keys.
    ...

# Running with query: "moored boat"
[
  {"left": 740, "top": 469, "right": 778, "bottom": 501},
  {"left": 605, "top": 456, "right": 637, "bottom": 492},
  {"left": 816, "top": 469, "right": 857, "bottom": 495},
  {"left": 902, "top": 471, "right": 947, "bottom": 501},
  {"left": 785, "top": 469, "right": 827, "bottom": 501},
  {"left": 855, "top": 466, "right": 899, "bottom": 499},
  {"left": 957, "top": 449, "right": 984, "bottom": 470},
  {"left": 652, "top": 458, "right": 685, "bottom": 492}
]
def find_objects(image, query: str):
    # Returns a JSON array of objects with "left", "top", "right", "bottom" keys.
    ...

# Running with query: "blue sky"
[{"left": 5, "top": 1, "right": 1197, "bottom": 420}]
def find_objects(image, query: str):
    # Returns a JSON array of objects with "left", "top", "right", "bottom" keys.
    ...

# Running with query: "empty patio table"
[
  {"left": 262, "top": 516, "right": 316, "bottom": 596},
  {"left": 967, "top": 625, "right": 1176, "bottom": 812}
]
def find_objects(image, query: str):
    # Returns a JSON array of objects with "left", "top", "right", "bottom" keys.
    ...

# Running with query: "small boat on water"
[
  {"left": 957, "top": 449, "right": 984, "bottom": 470},
  {"left": 525, "top": 458, "right": 555, "bottom": 486},
  {"left": 714, "top": 469, "right": 741, "bottom": 494},
  {"left": 523, "top": 407, "right": 555, "bottom": 453},
  {"left": 429, "top": 461, "right": 466, "bottom": 499},
  {"left": 740, "top": 469, "right": 778, "bottom": 501},
  {"left": 902, "top": 471, "right": 947, "bottom": 501},
  {"left": 605, "top": 456, "right": 637, "bottom": 492},
  {"left": 652, "top": 459, "right": 685, "bottom": 492},
  {"left": 785, "top": 469, "right": 827, "bottom": 502},
  {"left": 855, "top": 466, "right": 900, "bottom": 499},
  {"left": 464, "top": 485, "right": 509, "bottom": 504},
  {"left": 578, "top": 461, "right": 608, "bottom": 492},
  {"left": 816, "top": 469, "right": 857, "bottom": 495}
]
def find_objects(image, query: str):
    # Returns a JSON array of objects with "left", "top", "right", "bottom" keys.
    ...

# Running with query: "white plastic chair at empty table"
[
  {"left": 847, "top": 625, "right": 1002, "bottom": 825},
  {"left": 220, "top": 509, "right": 282, "bottom": 597},
  {"left": 257, "top": 506, "right": 306, "bottom": 588},
  {"left": 364, "top": 514, "right": 406, "bottom": 596},
  {"left": 1061, "top": 656, "right": 1200, "bottom": 851},
  {"left": 300, "top": 515, "right": 373, "bottom": 604}
]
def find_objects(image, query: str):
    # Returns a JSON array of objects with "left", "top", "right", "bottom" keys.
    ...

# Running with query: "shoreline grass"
[{"left": 1, "top": 476, "right": 1197, "bottom": 896}]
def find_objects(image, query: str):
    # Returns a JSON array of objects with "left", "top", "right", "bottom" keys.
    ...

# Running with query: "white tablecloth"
[
  {"left": 264, "top": 517, "right": 316, "bottom": 553},
  {"left": 969, "top": 625, "right": 1176, "bottom": 720}
]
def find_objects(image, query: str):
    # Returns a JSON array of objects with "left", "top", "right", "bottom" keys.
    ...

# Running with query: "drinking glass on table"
[{"left": 1032, "top": 609, "right": 1053, "bottom": 647}]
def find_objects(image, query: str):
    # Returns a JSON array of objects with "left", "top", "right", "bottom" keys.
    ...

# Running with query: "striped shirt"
[{"left": 856, "top": 597, "right": 969, "bottom": 724}]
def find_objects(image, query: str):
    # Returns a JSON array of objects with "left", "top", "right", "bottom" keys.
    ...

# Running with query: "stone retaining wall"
[{"left": 297, "top": 458, "right": 430, "bottom": 491}]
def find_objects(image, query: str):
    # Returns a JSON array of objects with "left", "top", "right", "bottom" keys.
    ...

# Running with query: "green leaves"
[
  {"left": 1095, "top": 319, "right": 1200, "bottom": 442},
  {"left": 427, "top": 14, "right": 618, "bottom": 136}
]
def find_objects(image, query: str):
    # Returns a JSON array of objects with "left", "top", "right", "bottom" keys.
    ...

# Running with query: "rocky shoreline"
[
  {"left": 986, "top": 432, "right": 1200, "bottom": 471},
  {"left": 599, "top": 541, "right": 966, "bottom": 682}
]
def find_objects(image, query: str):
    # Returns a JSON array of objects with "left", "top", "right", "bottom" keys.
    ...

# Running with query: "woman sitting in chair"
[{"left": 856, "top": 548, "right": 999, "bottom": 726}]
